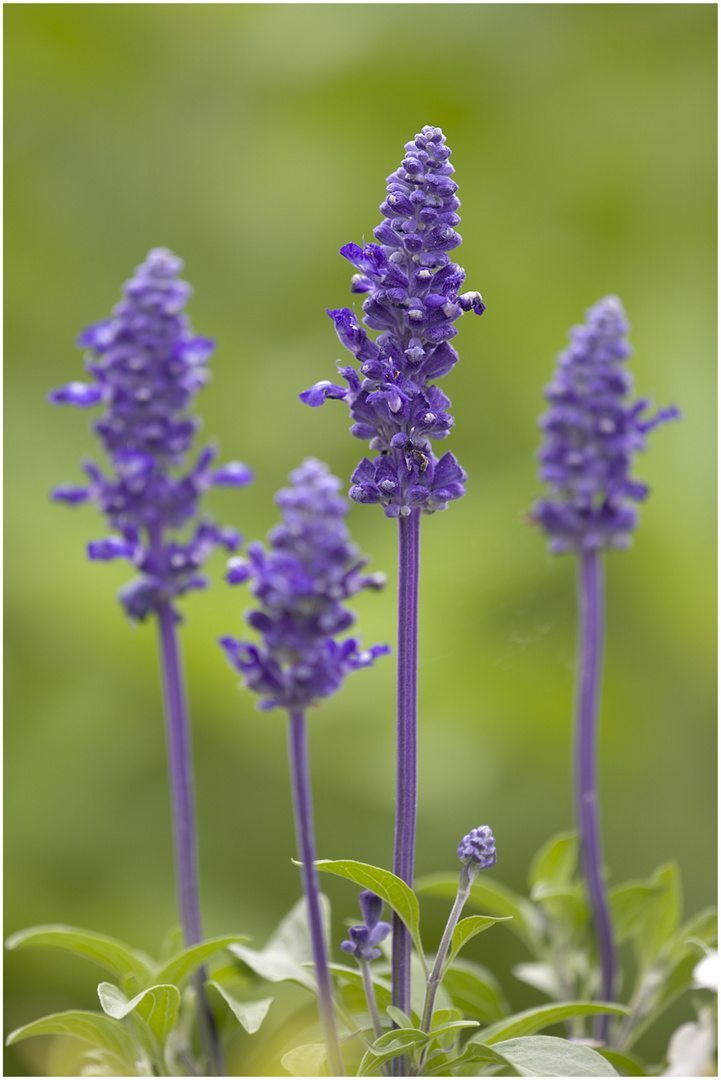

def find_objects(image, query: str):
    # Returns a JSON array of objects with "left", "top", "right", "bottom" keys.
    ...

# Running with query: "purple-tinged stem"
[
  {"left": 574, "top": 549, "right": 615, "bottom": 1042},
  {"left": 155, "top": 597, "right": 225, "bottom": 1076},
  {"left": 392, "top": 508, "right": 421, "bottom": 1066},
  {"left": 288, "top": 710, "right": 345, "bottom": 1077}
]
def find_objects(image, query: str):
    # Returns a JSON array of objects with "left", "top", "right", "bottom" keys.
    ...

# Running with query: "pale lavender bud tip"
[{"left": 458, "top": 825, "right": 497, "bottom": 870}]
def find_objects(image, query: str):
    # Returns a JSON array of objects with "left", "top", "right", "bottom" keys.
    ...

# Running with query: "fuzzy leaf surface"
[
  {"left": 6, "top": 1009, "right": 136, "bottom": 1069},
  {"left": 231, "top": 897, "right": 328, "bottom": 992},
  {"left": 415, "top": 873, "right": 539, "bottom": 949},
  {"left": 207, "top": 982, "right": 273, "bottom": 1034},
  {"left": 97, "top": 981, "right": 180, "bottom": 1044},
  {"left": 446, "top": 915, "right": 510, "bottom": 968},
  {"left": 154, "top": 934, "right": 249, "bottom": 987},
  {"left": 477, "top": 1001, "right": 629, "bottom": 1044},
  {"left": 5, "top": 925, "right": 153, "bottom": 992},
  {"left": 492, "top": 1034, "right": 619, "bottom": 1075},
  {"left": 281, "top": 1043, "right": 327, "bottom": 1076}
]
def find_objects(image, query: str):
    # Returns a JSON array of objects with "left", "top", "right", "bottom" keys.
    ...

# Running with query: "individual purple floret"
[
  {"left": 531, "top": 295, "right": 679, "bottom": 554},
  {"left": 300, "top": 126, "right": 484, "bottom": 518},
  {"left": 49, "top": 248, "right": 253, "bottom": 619},
  {"left": 220, "top": 458, "right": 390, "bottom": 711},
  {"left": 457, "top": 825, "right": 497, "bottom": 870},
  {"left": 341, "top": 890, "right": 392, "bottom": 962}
]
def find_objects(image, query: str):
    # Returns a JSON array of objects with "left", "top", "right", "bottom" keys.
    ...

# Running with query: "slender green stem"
[{"left": 359, "top": 957, "right": 384, "bottom": 1042}]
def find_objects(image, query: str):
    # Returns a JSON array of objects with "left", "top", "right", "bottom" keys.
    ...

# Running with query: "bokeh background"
[{"left": 5, "top": 4, "right": 716, "bottom": 1075}]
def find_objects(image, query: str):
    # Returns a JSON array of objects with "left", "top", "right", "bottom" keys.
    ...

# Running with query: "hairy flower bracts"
[
  {"left": 532, "top": 295, "right": 679, "bottom": 554},
  {"left": 300, "top": 126, "right": 484, "bottom": 518},
  {"left": 341, "top": 891, "right": 391, "bottom": 962},
  {"left": 220, "top": 458, "right": 390, "bottom": 711},
  {"left": 49, "top": 248, "right": 252, "bottom": 620}
]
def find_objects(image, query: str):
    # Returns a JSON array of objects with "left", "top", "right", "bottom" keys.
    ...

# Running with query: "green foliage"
[
  {"left": 476, "top": 1001, "right": 629, "bottom": 1045},
  {"left": 6, "top": 1011, "right": 137, "bottom": 1074},
  {"left": 230, "top": 895, "right": 330, "bottom": 992},
  {"left": 5, "top": 925, "right": 154, "bottom": 997},
  {"left": 207, "top": 982, "right": 273, "bottom": 1034}
]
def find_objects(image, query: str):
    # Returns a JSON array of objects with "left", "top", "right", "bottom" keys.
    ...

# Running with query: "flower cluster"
[
  {"left": 300, "top": 126, "right": 484, "bottom": 518},
  {"left": 531, "top": 295, "right": 679, "bottom": 554},
  {"left": 49, "top": 248, "right": 253, "bottom": 621},
  {"left": 340, "top": 891, "right": 392, "bottom": 963},
  {"left": 457, "top": 825, "right": 497, "bottom": 870},
  {"left": 220, "top": 458, "right": 390, "bottom": 711}
]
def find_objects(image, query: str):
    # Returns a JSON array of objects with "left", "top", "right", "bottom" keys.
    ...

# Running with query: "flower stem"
[
  {"left": 288, "top": 710, "right": 345, "bottom": 1077},
  {"left": 156, "top": 599, "right": 225, "bottom": 1076},
  {"left": 574, "top": 549, "right": 615, "bottom": 1041},
  {"left": 419, "top": 865, "right": 473, "bottom": 1036},
  {"left": 392, "top": 508, "right": 421, "bottom": 1075}
]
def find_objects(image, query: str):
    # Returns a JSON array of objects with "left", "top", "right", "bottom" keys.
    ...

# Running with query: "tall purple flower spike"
[
  {"left": 220, "top": 457, "right": 390, "bottom": 711},
  {"left": 531, "top": 295, "right": 679, "bottom": 554},
  {"left": 221, "top": 459, "right": 388, "bottom": 1077},
  {"left": 300, "top": 125, "right": 484, "bottom": 518},
  {"left": 49, "top": 247, "right": 253, "bottom": 620},
  {"left": 532, "top": 296, "right": 678, "bottom": 1044}
]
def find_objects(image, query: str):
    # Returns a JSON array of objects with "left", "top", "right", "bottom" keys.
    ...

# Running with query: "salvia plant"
[{"left": 6, "top": 128, "right": 716, "bottom": 1079}]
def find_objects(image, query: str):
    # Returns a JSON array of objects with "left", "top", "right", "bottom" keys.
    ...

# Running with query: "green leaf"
[
  {"left": 446, "top": 915, "right": 511, "bottom": 968},
  {"left": 315, "top": 860, "right": 424, "bottom": 963},
  {"left": 597, "top": 1047, "right": 648, "bottom": 1075},
  {"left": 386, "top": 1005, "right": 414, "bottom": 1029},
  {"left": 512, "top": 962, "right": 561, "bottom": 999},
  {"left": 230, "top": 897, "right": 328, "bottom": 992},
  {"left": 426, "top": 1040, "right": 513, "bottom": 1074},
  {"left": 416, "top": 873, "right": 540, "bottom": 950},
  {"left": 530, "top": 883, "right": 588, "bottom": 934},
  {"left": 154, "top": 934, "right": 250, "bottom": 987},
  {"left": 528, "top": 832, "right": 579, "bottom": 893},
  {"left": 428, "top": 1018, "right": 479, "bottom": 1041},
  {"left": 442, "top": 958, "right": 509, "bottom": 1022},
  {"left": 281, "top": 1043, "right": 327, "bottom": 1076},
  {"left": 5, "top": 925, "right": 153, "bottom": 993},
  {"left": 633, "top": 864, "right": 681, "bottom": 972},
  {"left": 207, "top": 982, "right": 272, "bottom": 1034},
  {"left": 358, "top": 1028, "right": 429, "bottom": 1076},
  {"left": 6, "top": 1009, "right": 136, "bottom": 1069},
  {"left": 97, "top": 981, "right": 180, "bottom": 1044},
  {"left": 608, "top": 882, "right": 666, "bottom": 945},
  {"left": 492, "top": 1034, "right": 620, "bottom": 1076},
  {"left": 477, "top": 1001, "right": 629, "bottom": 1044}
]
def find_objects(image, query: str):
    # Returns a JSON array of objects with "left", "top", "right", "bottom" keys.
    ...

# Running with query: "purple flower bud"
[
  {"left": 340, "top": 890, "right": 391, "bottom": 962},
  {"left": 49, "top": 248, "right": 252, "bottom": 620},
  {"left": 532, "top": 297, "right": 679, "bottom": 553},
  {"left": 457, "top": 825, "right": 497, "bottom": 870},
  {"left": 301, "top": 126, "right": 484, "bottom": 515}
]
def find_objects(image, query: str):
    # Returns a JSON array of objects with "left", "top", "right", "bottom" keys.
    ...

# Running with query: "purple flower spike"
[
  {"left": 49, "top": 248, "right": 253, "bottom": 620},
  {"left": 220, "top": 458, "right": 390, "bottom": 711},
  {"left": 341, "top": 890, "right": 391, "bottom": 962},
  {"left": 457, "top": 825, "right": 497, "bottom": 870},
  {"left": 300, "top": 126, "right": 484, "bottom": 517},
  {"left": 531, "top": 296, "right": 679, "bottom": 554}
]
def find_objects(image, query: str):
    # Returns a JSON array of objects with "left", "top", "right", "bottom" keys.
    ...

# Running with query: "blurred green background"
[{"left": 5, "top": 4, "right": 716, "bottom": 1075}]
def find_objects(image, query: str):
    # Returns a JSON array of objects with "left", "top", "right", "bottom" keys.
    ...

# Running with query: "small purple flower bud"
[
  {"left": 457, "top": 825, "right": 497, "bottom": 870},
  {"left": 340, "top": 890, "right": 391, "bottom": 962}
]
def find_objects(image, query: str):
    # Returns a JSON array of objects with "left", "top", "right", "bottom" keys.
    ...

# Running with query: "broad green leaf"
[
  {"left": 597, "top": 1047, "right": 647, "bottom": 1075},
  {"left": 492, "top": 1034, "right": 620, "bottom": 1076},
  {"left": 425, "top": 1040, "right": 513, "bottom": 1074},
  {"left": 608, "top": 883, "right": 666, "bottom": 945},
  {"left": 428, "top": 1019, "right": 479, "bottom": 1041},
  {"left": 6, "top": 1009, "right": 136, "bottom": 1069},
  {"left": 207, "top": 982, "right": 272, "bottom": 1034},
  {"left": 316, "top": 860, "right": 424, "bottom": 963},
  {"left": 476, "top": 1001, "right": 629, "bottom": 1044},
  {"left": 446, "top": 915, "right": 511, "bottom": 968},
  {"left": 5, "top": 925, "right": 153, "bottom": 993},
  {"left": 328, "top": 963, "right": 392, "bottom": 1014},
  {"left": 281, "top": 1043, "right": 327, "bottom": 1076},
  {"left": 530, "top": 884, "right": 588, "bottom": 934},
  {"left": 154, "top": 934, "right": 249, "bottom": 987},
  {"left": 358, "top": 1028, "right": 429, "bottom": 1075},
  {"left": 633, "top": 864, "right": 681, "bottom": 972},
  {"left": 442, "top": 959, "right": 509, "bottom": 1022},
  {"left": 415, "top": 873, "right": 540, "bottom": 950},
  {"left": 97, "top": 981, "right": 180, "bottom": 1044},
  {"left": 512, "top": 962, "right": 561, "bottom": 999},
  {"left": 230, "top": 897, "right": 326, "bottom": 992},
  {"left": 528, "top": 832, "right": 578, "bottom": 893}
]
